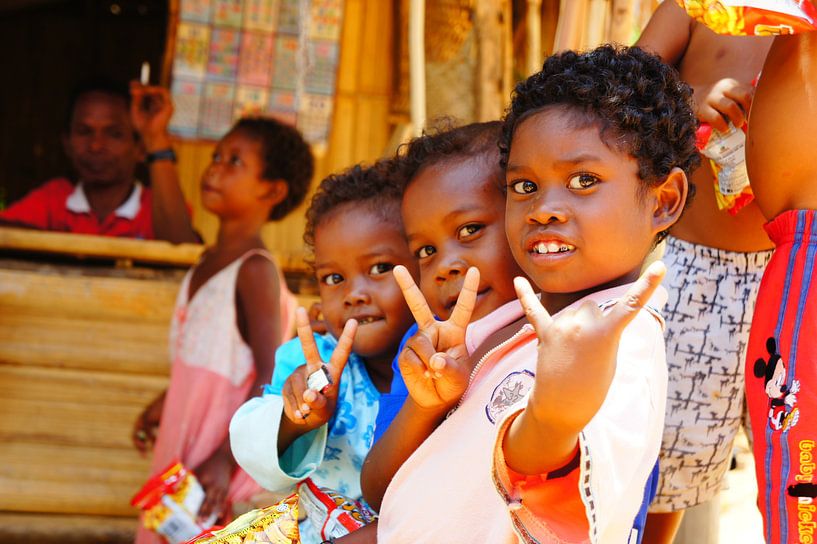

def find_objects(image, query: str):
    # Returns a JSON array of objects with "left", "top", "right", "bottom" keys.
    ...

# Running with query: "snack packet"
[
  {"left": 186, "top": 495, "right": 300, "bottom": 544},
  {"left": 132, "top": 461, "right": 216, "bottom": 544},
  {"left": 696, "top": 121, "right": 753, "bottom": 215},
  {"left": 297, "top": 478, "right": 377, "bottom": 540},
  {"left": 675, "top": 0, "right": 817, "bottom": 35}
]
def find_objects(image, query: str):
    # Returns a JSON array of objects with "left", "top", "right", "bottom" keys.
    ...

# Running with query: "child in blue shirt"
[{"left": 229, "top": 160, "right": 418, "bottom": 543}]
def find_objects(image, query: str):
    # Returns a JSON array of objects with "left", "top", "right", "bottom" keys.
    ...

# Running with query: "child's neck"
[
  {"left": 214, "top": 215, "right": 267, "bottom": 251},
  {"left": 363, "top": 354, "right": 394, "bottom": 394},
  {"left": 540, "top": 270, "right": 641, "bottom": 315}
]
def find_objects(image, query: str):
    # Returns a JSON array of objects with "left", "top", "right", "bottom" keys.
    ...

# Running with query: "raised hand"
[
  {"left": 692, "top": 78, "right": 754, "bottom": 132},
  {"left": 280, "top": 307, "right": 357, "bottom": 432},
  {"left": 516, "top": 261, "right": 667, "bottom": 435},
  {"left": 129, "top": 81, "right": 174, "bottom": 151},
  {"left": 392, "top": 265, "right": 479, "bottom": 411}
]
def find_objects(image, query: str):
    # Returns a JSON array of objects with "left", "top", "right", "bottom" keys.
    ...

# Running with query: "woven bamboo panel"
[
  {"left": 0, "top": 365, "right": 166, "bottom": 450},
  {"left": 0, "top": 267, "right": 177, "bottom": 375},
  {"left": 0, "top": 441, "right": 150, "bottom": 516}
]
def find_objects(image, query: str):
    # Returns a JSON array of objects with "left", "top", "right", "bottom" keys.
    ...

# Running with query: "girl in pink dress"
[{"left": 132, "top": 118, "right": 313, "bottom": 541}]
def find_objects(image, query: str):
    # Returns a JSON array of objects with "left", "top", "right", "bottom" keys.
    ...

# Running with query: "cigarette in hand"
[{"left": 140, "top": 61, "right": 150, "bottom": 85}]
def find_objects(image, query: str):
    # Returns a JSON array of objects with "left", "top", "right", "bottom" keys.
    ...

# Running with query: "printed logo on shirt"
[
  {"left": 485, "top": 370, "right": 534, "bottom": 424},
  {"left": 753, "top": 338, "right": 800, "bottom": 432}
]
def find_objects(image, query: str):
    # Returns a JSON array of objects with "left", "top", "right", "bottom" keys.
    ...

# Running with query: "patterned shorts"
[{"left": 650, "top": 236, "right": 773, "bottom": 512}]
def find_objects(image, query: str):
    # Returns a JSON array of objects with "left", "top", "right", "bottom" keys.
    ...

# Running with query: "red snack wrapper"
[
  {"left": 676, "top": 0, "right": 817, "bottom": 35},
  {"left": 132, "top": 460, "right": 216, "bottom": 544},
  {"left": 297, "top": 478, "right": 377, "bottom": 539}
]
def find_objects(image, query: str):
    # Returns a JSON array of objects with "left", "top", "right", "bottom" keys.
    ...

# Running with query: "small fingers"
[
  {"left": 328, "top": 318, "right": 357, "bottom": 379},
  {"left": 513, "top": 277, "right": 552, "bottom": 335},
  {"left": 448, "top": 267, "right": 479, "bottom": 330},
  {"left": 722, "top": 83, "right": 753, "bottom": 119},
  {"left": 713, "top": 95, "right": 746, "bottom": 129},
  {"left": 699, "top": 104, "right": 729, "bottom": 133},
  {"left": 394, "top": 265, "right": 436, "bottom": 329},
  {"left": 607, "top": 260, "right": 666, "bottom": 333},
  {"left": 282, "top": 379, "right": 306, "bottom": 422},
  {"left": 295, "top": 307, "right": 323, "bottom": 372}
]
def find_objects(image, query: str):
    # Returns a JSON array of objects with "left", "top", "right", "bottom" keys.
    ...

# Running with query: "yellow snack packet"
[{"left": 187, "top": 494, "right": 300, "bottom": 544}]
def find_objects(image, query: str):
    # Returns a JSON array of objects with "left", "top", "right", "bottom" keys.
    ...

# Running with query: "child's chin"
[{"left": 353, "top": 329, "right": 397, "bottom": 360}]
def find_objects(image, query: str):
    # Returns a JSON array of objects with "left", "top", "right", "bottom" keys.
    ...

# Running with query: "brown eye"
[
  {"left": 369, "top": 263, "right": 393, "bottom": 275},
  {"left": 321, "top": 273, "right": 343, "bottom": 286},
  {"left": 457, "top": 224, "right": 484, "bottom": 239},
  {"left": 510, "top": 180, "right": 537, "bottom": 194},
  {"left": 567, "top": 173, "right": 600, "bottom": 190},
  {"left": 416, "top": 245, "right": 436, "bottom": 259}
]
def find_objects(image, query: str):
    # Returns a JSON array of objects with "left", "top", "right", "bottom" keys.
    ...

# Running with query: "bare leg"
[{"left": 643, "top": 510, "right": 685, "bottom": 544}]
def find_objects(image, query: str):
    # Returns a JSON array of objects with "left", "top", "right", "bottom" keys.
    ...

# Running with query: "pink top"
[
  {"left": 378, "top": 284, "right": 667, "bottom": 544},
  {"left": 136, "top": 249, "right": 296, "bottom": 543}
]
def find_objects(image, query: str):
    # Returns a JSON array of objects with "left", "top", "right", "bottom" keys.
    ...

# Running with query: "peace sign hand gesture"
[
  {"left": 280, "top": 307, "right": 357, "bottom": 433},
  {"left": 392, "top": 265, "right": 479, "bottom": 412}
]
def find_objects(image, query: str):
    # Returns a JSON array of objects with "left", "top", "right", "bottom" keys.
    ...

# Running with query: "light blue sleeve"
[{"left": 229, "top": 394, "right": 329, "bottom": 493}]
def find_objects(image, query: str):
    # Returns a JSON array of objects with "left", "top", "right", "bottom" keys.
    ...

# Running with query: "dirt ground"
[{"left": 719, "top": 430, "right": 764, "bottom": 543}]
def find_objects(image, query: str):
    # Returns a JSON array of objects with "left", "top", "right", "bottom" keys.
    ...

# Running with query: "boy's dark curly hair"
[
  {"left": 232, "top": 117, "right": 314, "bottom": 221},
  {"left": 400, "top": 120, "right": 503, "bottom": 188},
  {"left": 303, "top": 158, "right": 406, "bottom": 258},
  {"left": 500, "top": 44, "right": 700, "bottom": 201}
]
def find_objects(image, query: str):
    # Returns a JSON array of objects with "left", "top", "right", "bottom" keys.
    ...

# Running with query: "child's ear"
[
  {"left": 650, "top": 167, "right": 688, "bottom": 235},
  {"left": 261, "top": 178, "right": 289, "bottom": 208}
]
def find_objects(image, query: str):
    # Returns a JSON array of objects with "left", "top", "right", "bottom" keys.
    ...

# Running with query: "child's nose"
[
  {"left": 528, "top": 197, "right": 569, "bottom": 225},
  {"left": 436, "top": 256, "right": 467, "bottom": 281},
  {"left": 343, "top": 288, "right": 372, "bottom": 306}
]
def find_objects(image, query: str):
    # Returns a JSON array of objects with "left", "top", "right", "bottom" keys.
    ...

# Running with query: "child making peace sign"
[{"left": 230, "top": 161, "right": 417, "bottom": 544}]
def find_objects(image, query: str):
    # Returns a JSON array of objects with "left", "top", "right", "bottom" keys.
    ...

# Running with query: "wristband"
[{"left": 145, "top": 148, "right": 177, "bottom": 164}]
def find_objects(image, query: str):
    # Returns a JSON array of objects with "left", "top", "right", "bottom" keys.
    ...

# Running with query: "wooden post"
[
  {"left": 526, "top": 0, "right": 544, "bottom": 76},
  {"left": 553, "top": 0, "right": 589, "bottom": 51},
  {"left": 409, "top": 0, "right": 426, "bottom": 136}
]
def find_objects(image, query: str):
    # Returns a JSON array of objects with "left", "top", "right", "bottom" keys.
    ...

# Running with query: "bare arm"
[
  {"left": 360, "top": 398, "right": 448, "bottom": 511},
  {"left": 635, "top": 0, "right": 694, "bottom": 66},
  {"left": 130, "top": 82, "right": 199, "bottom": 244},
  {"left": 236, "top": 254, "right": 284, "bottom": 395},
  {"left": 359, "top": 266, "right": 479, "bottom": 510},
  {"left": 747, "top": 32, "right": 817, "bottom": 217},
  {"left": 503, "top": 263, "right": 666, "bottom": 475}
]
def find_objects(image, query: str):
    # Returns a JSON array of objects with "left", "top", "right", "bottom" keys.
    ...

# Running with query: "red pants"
[{"left": 747, "top": 210, "right": 817, "bottom": 544}]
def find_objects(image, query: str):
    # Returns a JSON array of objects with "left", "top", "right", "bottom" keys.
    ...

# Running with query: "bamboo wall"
[
  {"left": 176, "top": 0, "right": 396, "bottom": 265},
  {"left": 0, "top": 231, "right": 192, "bottom": 534}
]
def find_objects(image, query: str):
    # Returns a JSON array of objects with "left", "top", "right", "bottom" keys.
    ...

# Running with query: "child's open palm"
[
  {"left": 281, "top": 308, "right": 357, "bottom": 432},
  {"left": 514, "top": 262, "right": 666, "bottom": 437},
  {"left": 392, "top": 265, "right": 479, "bottom": 411}
]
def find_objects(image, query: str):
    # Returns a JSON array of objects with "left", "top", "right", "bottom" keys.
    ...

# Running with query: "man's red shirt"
[{"left": 0, "top": 178, "right": 154, "bottom": 239}]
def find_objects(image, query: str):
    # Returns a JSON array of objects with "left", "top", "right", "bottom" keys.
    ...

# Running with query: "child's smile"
[
  {"left": 402, "top": 158, "right": 524, "bottom": 321},
  {"left": 313, "top": 203, "right": 417, "bottom": 361}
]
